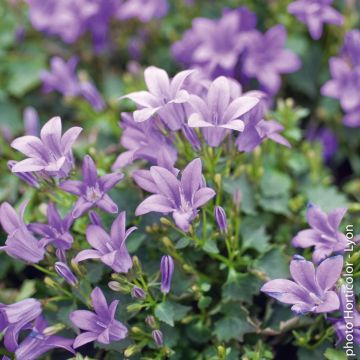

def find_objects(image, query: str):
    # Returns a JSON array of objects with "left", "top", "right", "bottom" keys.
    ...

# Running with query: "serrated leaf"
[{"left": 214, "top": 315, "right": 254, "bottom": 342}]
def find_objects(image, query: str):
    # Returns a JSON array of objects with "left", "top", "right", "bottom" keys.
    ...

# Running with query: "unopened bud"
[
  {"left": 43, "top": 323, "right": 65, "bottom": 336},
  {"left": 145, "top": 315, "right": 156, "bottom": 328},
  {"left": 160, "top": 217, "right": 172, "bottom": 226},
  {"left": 214, "top": 206, "right": 228, "bottom": 233},
  {"left": 131, "top": 286, "right": 145, "bottom": 299},
  {"left": 55, "top": 262, "right": 78, "bottom": 287},
  {"left": 152, "top": 330, "right": 164, "bottom": 347}
]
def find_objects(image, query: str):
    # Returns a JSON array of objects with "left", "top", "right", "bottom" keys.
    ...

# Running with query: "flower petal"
[
  {"left": 316, "top": 255, "right": 343, "bottom": 291},
  {"left": 135, "top": 194, "right": 174, "bottom": 215}
]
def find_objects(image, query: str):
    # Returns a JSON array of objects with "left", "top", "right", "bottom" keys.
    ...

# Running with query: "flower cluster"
[{"left": 321, "top": 30, "right": 360, "bottom": 127}]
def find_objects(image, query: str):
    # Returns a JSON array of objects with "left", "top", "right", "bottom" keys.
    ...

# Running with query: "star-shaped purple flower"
[
  {"left": 60, "top": 155, "right": 124, "bottom": 218},
  {"left": 292, "top": 204, "right": 350, "bottom": 263},
  {"left": 70, "top": 287, "right": 127, "bottom": 348},
  {"left": 187, "top": 76, "right": 259, "bottom": 147},
  {"left": 261, "top": 255, "right": 343, "bottom": 314},
  {"left": 121, "top": 66, "right": 193, "bottom": 123},
  {"left": 29, "top": 203, "right": 74, "bottom": 250},
  {"left": 74, "top": 211, "right": 135, "bottom": 273},
  {"left": 288, "top": 0, "right": 343, "bottom": 40},
  {"left": 134, "top": 158, "right": 216, "bottom": 232},
  {"left": 10, "top": 116, "right": 82, "bottom": 178}
]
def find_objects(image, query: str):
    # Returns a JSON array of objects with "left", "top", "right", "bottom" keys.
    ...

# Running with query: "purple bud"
[
  {"left": 160, "top": 255, "right": 174, "bottom": 294},
  {"left": 23, "top": 107, "right": 39, "bottom": 136},
  {"left": 233, "top": 189, "right": 242, "bottom": 209},
  {"left": 145, "top": 315, "right": 156, "bottom": 328},
  {"left": 8, "top": 161, "right": 40, "bottom": 188},
  {"left": 131, "top": 286, "right": 146, "bottom": 299},
  {"left": 152, "top": 330, "right": 164, "bottom": 347},
  {"left": 214, "top": 206, "right": 227, "bottom": 233},
  {"left": 182, "top": 125, "right": 201, "bottom": 151},
  {"left": 89, "top": 211, "right": 103, "bottom": 226},
  {"left": 54, "top": 262, "right": 78, "bottom": 287},
  {"left": 56, "top": 249, "right": 67, "bottom": 263}
]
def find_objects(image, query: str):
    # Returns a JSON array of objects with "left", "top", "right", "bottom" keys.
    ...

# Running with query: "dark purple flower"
[
  {"left": 288, "top": 0, "right": 343, "bottom": 40},
  {"left": 187, "top": 76, "right": 259, "bottom": 147},
  {"left": 152, "top": 329, "right": 164, "bottom": 347},
  {"left": 292, "top": 204, "right": 349, "bottom": 263},
  {"left": 332, "top": 285, "right": 360, "bottom": 345},
  {"left": 70, "top": 287, "right": 128, "bottom": 348},
  {"left": 15, "top": 316, "right": 74, "bottom": 360},
  {"left": 306, "top": 125, "right": 338, "bottom": 161},
  {"left": 23, "top": 107, "right": 39, "bottom": 136},
  {"left": 11, "top": 116, "right": 82, "bottom": 178},
  {"left": 134, "top": 158, "right": 216, "bottom": 232},
  {"left": 112, "top": 113, "right": 177, "bottom": 170},
  {"left": 74, "top": 212, "right": 135, "bottom": 273},
  {"left": 0, "top": 201, "right": 45, "bottom": 263},
  {"left": 160, "top": 255, "right": 174, "bottom": 294},
  {"left": 55, "top": 262, "right": 78, "bottom": 287},
  {"left": 60, "top": 155, "right": 123, "bottom": 218},
  {"left": 29, "top": 203, "right": 74, "bottom": 250},
  {"left": 261, "top": 255, "right": 343, "bottom": 314},
  {"left": 121, "top": 66, "right": 193, "bottom": 123},
  {"left": 131, "top": 286, "right": 146, "bottom": 299},
  {"left": 172, "top": 8, "right": 257, "bottom": 78},
  {"left": 242, "top": 25, "right": 301, "bottom": 94},
  {"left": 214, "top": 206, "right": 227, "bottom": 233},
  {"left": 0, "top": 298, "right": 42, "bottom": 352},
  {"left": 41, "top": 57, "right": 105, "bottom": 111},
  {"left": 7, "top": 161, "right": 40, "bottom": 188},
  {"left": 117, "top": 0, "right": 168, "bottom": 22}
]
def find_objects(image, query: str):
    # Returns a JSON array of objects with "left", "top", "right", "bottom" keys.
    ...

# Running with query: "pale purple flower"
[
  {"left": 288, "top": 0, "right": 343, "bottom": 40},
  {"left": 74, "top": 212, "right": 135, "bottom": 273},
  {"left": 152, "top": 329, "right": 164, "bottom": 347},
  {"left": 120, "top": 66, "right": 193, "bottom": 124},
  {"left": 292, "top": 204, "right": 349, "bottom": 263},
  {"left": 181, "top": 124, "right": 201, "bottom": 151},
  {"left": 134, "top": 158, "right": 216, "bottom": 232},
  {"left": 160, "top": 255, "right": 174, "bottom": 294},
  {"left": 15, "top": 316, "right": 74, "bottom": 360},
  {"left": 0, "top": 201, "right": 45, "bottom": 263},
  {"left": 332, "top": 285, "right": 360, "bottom": 345},
  {"left": 131, "top": 286, "right": 146, "bottom": 299},
  {"left": 23, "top": 107, "right": 39, "bottom": 136},
  {"left": 112, "top": 113, "right": 177, "bottom": 170},
  {"left": 117, "top": 0, "right": 168, "bottom": 22},
  {"left": 89, "top": 211, "right": 103, "bottom": 227},
  {"left": 55, "top": 262, "right": 78, "bottom": 287},
  {"left": 261, "top": 255, "right": 343, "bottom": 314},
  {"left": 0, "top": 298, "right": 42, "bottom": 352},
  {"left": 70, "top": 287, "right": 128, "bottom": 348},
  {"left": 242, "top": 25, "right": 301, "bottom": 94},
  {"left": 41, "top": 57, "right": 105, "bottom": 111},
  {"left": 29, "top": 203, "right": 74, "bottom": 250},
  {"left": 10, "top": 116, "right": 82, "bottom": 177},
  {"left": 343, "top": 30, "right": 360, "bottom": 67},
  {"left": 172, "top": 8, "right": 257, "bottom": 78},
  {"left": 60, "top": 155, "right": 123, "bottom": 218},
  {"left": 187, "top": 76, "right": 259, "bottom": 146},
  {"left": 214, "top": 206, "right": 227, "bottom": 233},
  {"left": 7, "top": 161, "right": 39, "bottom": 188}
]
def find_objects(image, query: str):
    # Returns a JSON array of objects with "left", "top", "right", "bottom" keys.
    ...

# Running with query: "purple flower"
[
  {"left": 70, "top": 287, "right": 128, "bottom": 348},
  {"left": 343, "top": 30, "right": 360, "bottom": 68},
  {"left": 261, "top": 255, "right": 343, "bottom": 314},
  {"left": 10, "top": 116, "right": 82, "bottom": 178},
  {"left": 288, "top": 0, "right": 343, "bottom": 40},
  {"left": 60, "top": 155, "right": 123, "bottom": 218},
  {"left": 7, "top": 161, "right": 39, "bottom": 188},
  {"left": 160, "top": 255, "right": 174, "bottom": 294},
  {"left": 41, "top": 57, "right": 105, "bottom": 111},
  {"left": 152, "top": 329, "right": 164, "bottom": 347},
  {"left": 214, "top": 206, "right": 227, "bottom": 233},
  {"left": 131, "top": 286, "right": 146, "bottom": 299},
  {"left": 306, "top": 125, "right": 338, "bottom": 161},
  {"left": 29, "top": 203, "right": 74, "bottom": 250},
  {"left": 332, "top": 285, "right": 360, "bottom": 345},
  {"left": 74, "top": 212, "right": 135, "bottom": 273},
  {"left": 23, "top": 107, "right": 39, "bottom": 136},
  {"left": 15, "top": 316, "right": 74, "bottom": 360},
  {"left": 0, "top": 201, "right": 45, "bottom": 263},
  {"left": 117, "top": 0, "right": 168, "bottom": 22},
  {"left": 172, "top": 8, "right": 256, "bottom": 78},
  {"left": 121, "top": 66, "right": 193, "bottom": 124},
  {"left": 187, "top": 76, "right": 259, "bottom": 147},
  {"left": 292, "top": 204, "right": 349, "bottom": 263},
  {"left": 0, "top": 298, "right": 42, "bottom": 352},
  {"left": 242, "top": 25, "right": 301, "bottom": 94},
  {"left": 112, "top": 113, "right": 177, "bottom": 170},
  {"left": 55, "top": 262, "right": 78, "bottom": 287},
  {"left": 134, "top": 158, "right": 216, "bottom": 232}
]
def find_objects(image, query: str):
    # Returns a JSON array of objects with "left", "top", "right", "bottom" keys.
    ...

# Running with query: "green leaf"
[
  {"left": 255, "top": 248, "right": 290, "bottom": 279},
  {"left": 304, "top": 185, "right": 348, "bottom": 212},
  {"left": 214, "top": 314, "right": 254, "bottom": 342},
  {"left": 175, "top": 237, "right": 190, "bottom": 249},
  {"left": 15, "top": 280, "right": 36, "bottom": 301},
  {"left": 155, "top": 301, "right": 190, "bottom": 327},
  {"left": 203, "top": 239, "right": 219, "bottom": 254},
  {"left": 259, "top": 195, "right": 289, "bottom": 215},
  {"left": 260, "top": 170, "right": 291, "bottom": 197},
  {"left": 241, "top": 221, "right": 270, "bottom": 253},
  {"left": 324, "top": 348, "right": 347, "bottom": 360}
]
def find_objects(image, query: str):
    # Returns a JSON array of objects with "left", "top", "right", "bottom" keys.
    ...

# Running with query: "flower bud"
[
  {"left": 43, "top": 323, "right": 65, "bottom": 336},
  {"left": 55, "top": 262, "right": 78, "bottom": 287},
  {"left": 145, "top": 315, "right": 156, "bottom": 329},
  {"left": 214, "top": 206, "right": 228, "bottom": 233},
  {"left": 233, "top": 189, "right": 242, "bottom": 210},
  {"left": 89, "top": 210, "right": 103, "bottom": 226},
  {"left": 108, "top": 281, "right": 128, "bottom": 292},
  {"left": 131, "top": 286, "right": 145, "bottom": 299},
  {"left": 152, "top": 330, "right": 164, "bottom": 347},
  {"left": 160, "top": 255, "right": 174, "bottom": 294},
  {"left": 23, "top": 107, "right": 39, "bottom": 136},
  {"left": 182, "top": 125, "right": 201, "bottom": 150}
]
